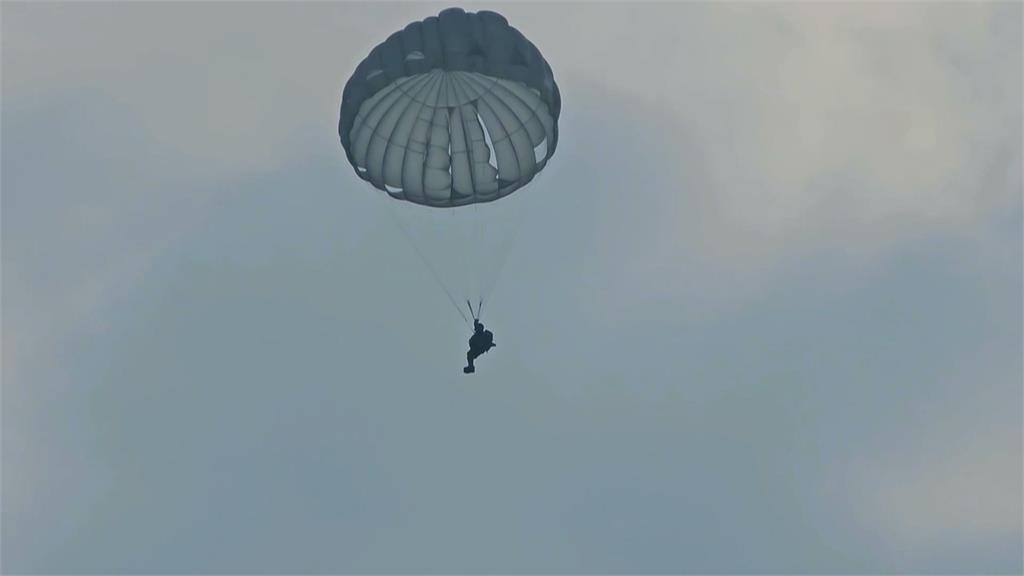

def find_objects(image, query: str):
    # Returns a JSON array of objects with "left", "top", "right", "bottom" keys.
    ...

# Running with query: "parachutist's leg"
[{"left": 464, "top": 350, "right": 476, "bottom": 373}]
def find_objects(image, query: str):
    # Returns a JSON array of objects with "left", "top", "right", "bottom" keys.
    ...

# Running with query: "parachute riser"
[{"left": 466, "top": 299, "right": 483, "bottom": 322}]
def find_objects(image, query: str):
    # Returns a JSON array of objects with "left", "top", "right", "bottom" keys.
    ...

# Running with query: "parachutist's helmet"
[{"left": 339, "top": 8, "right": 560, "bottom": 208}]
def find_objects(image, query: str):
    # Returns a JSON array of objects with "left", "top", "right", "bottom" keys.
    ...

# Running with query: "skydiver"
[{"left": 463, "top": 318, "right": 495, "bottom": 374}]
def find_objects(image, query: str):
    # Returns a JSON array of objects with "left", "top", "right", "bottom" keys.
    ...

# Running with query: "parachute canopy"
[{"left": 339, "top": 8, "right": 561, "bottom": 207}]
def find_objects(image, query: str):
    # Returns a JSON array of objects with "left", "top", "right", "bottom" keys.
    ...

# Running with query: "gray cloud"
[{"left": 3, "top": 2, "right": 1020, "bottom": 573}]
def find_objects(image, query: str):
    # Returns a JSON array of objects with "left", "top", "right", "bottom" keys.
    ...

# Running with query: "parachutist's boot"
[{"left": 463, "top": 365, "right": 475, "bottom": 374}]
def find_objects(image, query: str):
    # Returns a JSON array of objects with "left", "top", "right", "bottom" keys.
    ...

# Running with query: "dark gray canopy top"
[{"left": 339, "top": 7, "right": 561, "bottom": 207}]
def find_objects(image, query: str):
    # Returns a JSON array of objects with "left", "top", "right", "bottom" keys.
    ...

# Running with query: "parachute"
[
  {"left": 339, "top": 7, "right": 561, "bottom": 207},
  {"left": 339, "top": 8, "right": 561, "bottom": 321}
]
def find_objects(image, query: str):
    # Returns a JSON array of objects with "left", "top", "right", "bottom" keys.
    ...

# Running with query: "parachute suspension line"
[
  {"left": 383, "top": 198, "right": 469, "bottom": 324},
  {"left": 478, "top": 187, "right": 536, "bottom": 307},
  {"left": 452, "top": 206, "right": 473, "bottom": 317},
  {"left": 473, "top": 200, "right": 483, "bottom": 312}
]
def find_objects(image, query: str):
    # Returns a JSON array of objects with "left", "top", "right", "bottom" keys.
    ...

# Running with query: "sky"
[{"left": 2, "top": 1, "right": 1021, "bottom": 573}]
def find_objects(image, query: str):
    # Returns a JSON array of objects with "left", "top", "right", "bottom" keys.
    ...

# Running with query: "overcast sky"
[{"left": 2, "top": 2, "right": 1021, "bottom": 573}]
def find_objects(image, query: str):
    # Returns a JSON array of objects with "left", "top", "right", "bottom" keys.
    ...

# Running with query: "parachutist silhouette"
[{"left": 464, "top": 319, "right": 495, "bottom": 374}]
